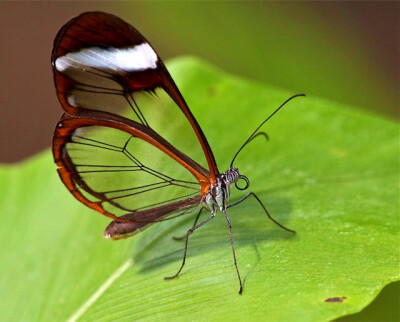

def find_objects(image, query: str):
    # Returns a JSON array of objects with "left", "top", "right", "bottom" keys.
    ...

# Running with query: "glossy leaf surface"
[{"left": 0, "top": 57, "right": 398, "bottom": 321}]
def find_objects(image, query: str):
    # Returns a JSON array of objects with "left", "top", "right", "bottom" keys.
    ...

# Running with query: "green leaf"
[{"left": 0, "top": 57, "right": 398, "bottom": 321}]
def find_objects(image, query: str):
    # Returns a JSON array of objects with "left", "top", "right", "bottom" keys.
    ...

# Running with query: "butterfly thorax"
[{"left": 205, "top": 168, "right": 241, "bottom": 211}]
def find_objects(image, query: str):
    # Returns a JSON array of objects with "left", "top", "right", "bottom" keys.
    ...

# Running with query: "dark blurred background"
[{"left": 0, "top": 1, "right": 398, "bottom": 163}]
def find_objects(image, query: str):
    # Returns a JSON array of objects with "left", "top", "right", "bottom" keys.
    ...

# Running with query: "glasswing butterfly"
[{"left": 52, "top": 11, "right": 304, "bottom": 294}]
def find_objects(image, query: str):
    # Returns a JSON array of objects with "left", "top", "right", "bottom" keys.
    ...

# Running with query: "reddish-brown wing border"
[
  {"left": 53, "top": 109, "right": 210, "bottom": 222},
  {"left": 51, "top": 11, "right": 219, "bottom": 183}
]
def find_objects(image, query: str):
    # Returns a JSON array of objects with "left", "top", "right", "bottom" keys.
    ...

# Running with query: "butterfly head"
[
  {"left": 221, "top": 167, "right": 249, "bottom": 191},
  {"left": 207, "top": 168, "right": 250, "bottom": 210}
]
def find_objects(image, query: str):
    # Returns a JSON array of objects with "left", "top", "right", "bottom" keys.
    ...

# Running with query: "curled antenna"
[{"left": 230, "top": 93, "right": 305, "bottom": 168}]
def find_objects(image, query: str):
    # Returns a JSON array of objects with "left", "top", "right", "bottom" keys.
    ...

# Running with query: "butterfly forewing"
[
  {"left": 52, "top": 12, "right": 217, "bottom": 176},
  {"left": 52, "top": 12, "right": 218, "bottom": 225}
]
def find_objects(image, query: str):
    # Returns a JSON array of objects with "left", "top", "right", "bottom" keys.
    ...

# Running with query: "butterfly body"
[
  {"left": 205, "top": 167, "right": 241, "bottom": 211},
  {"left": 103, "top": 167, "right": 242, "bottom": 240}
]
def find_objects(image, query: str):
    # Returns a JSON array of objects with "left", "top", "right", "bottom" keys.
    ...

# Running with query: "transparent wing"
[
  {"left": 51, "top": 11, "right": 218, "bottom": 182},
  {"left": 53, "top": 115, "right": 206, "bottom": 221}
]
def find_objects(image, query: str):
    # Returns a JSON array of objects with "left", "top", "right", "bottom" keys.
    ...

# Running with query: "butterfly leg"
[
  {"left": 228, "top": 192, "right": 295, "bottom": 234},
  {"left": 222, "top": 209, "right": 243, "bottom": 294},
  {"left": 165, "top": 208, "right": 216, "bottom": 280},
  {"left": 172, "top": 208, "right": 204, "bottom": 241}
]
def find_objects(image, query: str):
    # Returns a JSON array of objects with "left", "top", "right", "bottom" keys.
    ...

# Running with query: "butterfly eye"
[{"left": 235, "top": 175, "right": 250, "bottom": 191}]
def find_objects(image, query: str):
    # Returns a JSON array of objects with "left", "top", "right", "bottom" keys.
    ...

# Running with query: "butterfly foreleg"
[
  {"left": 228, "top": 192, "right": 295, "bottom": 234},
  {"left": 164, "top": 207, "right": 216, "bottom": 280}
]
